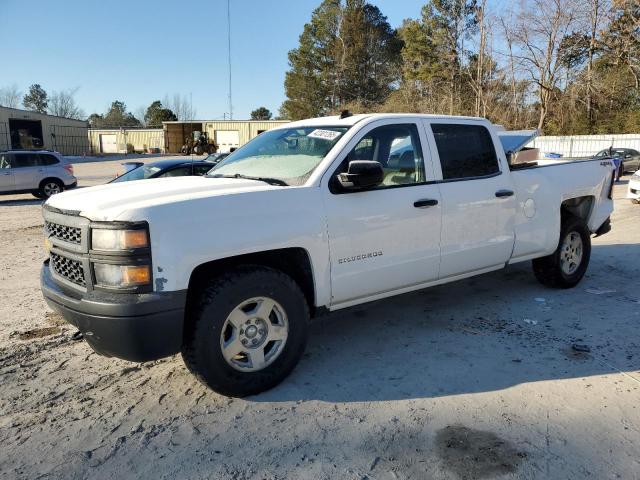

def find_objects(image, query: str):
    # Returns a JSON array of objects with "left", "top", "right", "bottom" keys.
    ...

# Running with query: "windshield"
[
  {"left": 210, "top": 126, "right": 348, "bottom": 185},
  {"left": 110, "top": 165, "right": 162, "bottom": 183}
]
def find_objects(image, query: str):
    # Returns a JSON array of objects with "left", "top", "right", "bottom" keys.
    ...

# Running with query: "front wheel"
[
  {"left": 532, "top": 216, "right": 591, "bottom": 288},
  {"left": 182, "top": 266, "right": 309, "bottom": 397}
]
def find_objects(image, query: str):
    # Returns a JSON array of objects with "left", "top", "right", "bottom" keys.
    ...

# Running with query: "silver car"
[{"left": 0, "top": 150, "right": 77, "bottom": 199}]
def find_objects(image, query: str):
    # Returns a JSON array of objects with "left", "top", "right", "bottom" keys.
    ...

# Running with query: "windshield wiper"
[{"left": 209, "top": 173, "right": 288, "bottom": 186}]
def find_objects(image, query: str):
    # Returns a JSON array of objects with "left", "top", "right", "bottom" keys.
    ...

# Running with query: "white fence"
[{"left": 531, "top": 134, "right": 640, "bottom": 157}]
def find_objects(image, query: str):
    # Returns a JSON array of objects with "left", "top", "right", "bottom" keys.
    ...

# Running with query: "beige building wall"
[
  {"left": 0, "top": 106, "right": 89, "bottom": 155},
  {"left": 88, "top": 129, "right": 164, "bottom": 154},
  {"left": 203, "top": 120, "right": 289, "bottom": 150}
]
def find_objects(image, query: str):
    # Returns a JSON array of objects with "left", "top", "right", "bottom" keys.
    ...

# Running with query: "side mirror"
[{"left": 338, "top": 160, "right": 384, "bottom": 191}]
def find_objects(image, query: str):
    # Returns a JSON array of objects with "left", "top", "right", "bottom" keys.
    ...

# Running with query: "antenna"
[{"left": 227, "top": 0, "right": 233, "bottom": 120}]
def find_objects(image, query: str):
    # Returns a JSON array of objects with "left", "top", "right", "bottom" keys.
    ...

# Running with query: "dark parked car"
[
  {"left": 594, "top": 148, "right": 640, "bottom": 176},
  {"left": 110, "top": 159, "right": 216, "bottom": 183}
]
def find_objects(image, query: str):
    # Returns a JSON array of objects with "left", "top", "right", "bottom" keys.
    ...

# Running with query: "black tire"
[
  {"left": 32, "top": 191, "right": 45, "bottom": 199},
  {"left": 182, "top": 266, "right": 309, "bottom": 397},
  {"left": 38, "top": 179, "right": 64, "bottom": 199},
  {"left": 532, "top": 215, "right": 591, "bottom": 289}
]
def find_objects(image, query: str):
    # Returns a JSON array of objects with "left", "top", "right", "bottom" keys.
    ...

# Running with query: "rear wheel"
[
  {"left": 532, "top": 215, "right": 591, "bottom": 288},
  {"left": 38, "top": 179, "right": 63, "bottom": 199},
  {"left": 182, "top": 266, "right": 309, "bottom": 397}
]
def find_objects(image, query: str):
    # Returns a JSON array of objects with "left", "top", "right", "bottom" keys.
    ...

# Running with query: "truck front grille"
[
  {"left": 45, "top": 221, "right": 82, "bottom": 245},
  {"left": 50, "top": 253, "right": 86, "bottom": 287}
]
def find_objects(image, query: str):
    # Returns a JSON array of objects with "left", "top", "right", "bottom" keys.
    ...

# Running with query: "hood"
[{"left": 45, "top": 176, "right": 276, "bottom": 220}]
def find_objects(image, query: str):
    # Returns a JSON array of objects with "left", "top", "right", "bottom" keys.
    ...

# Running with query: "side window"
[
  {"left": 39, "top": 154, "right": 59, "bottom": 166},
  {"left": 431, "top": 124, "right": 499, "bottom": 180},
  {"left": 339, "top": 124, "right": 426, "bottom": 188},
  {"left": 158, "top": 166, "right": 191, "bottom": 178},
  {"left": 0, "top": 153, "right": 13, "bottom": 169},
  {"left": 11, "top": 153, "right": 40, "bottom": 168},
  {"left": 193, "top": 165, "right": 213, "bottom": 176}
]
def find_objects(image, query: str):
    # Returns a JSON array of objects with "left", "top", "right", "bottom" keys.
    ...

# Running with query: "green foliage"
[
  {"left": 144, "top": 100, "right": 177, "bottom": 127},
  {"left": 281, "top": 0, "right": 640, "bottom": 134},
  {"left": 23, "top": 84, "right": 48, "bottom": 113},
  {"left": 89, "top": 101, "right": 141, "bottom": 128},
  {"left": 250, "top": 107, "right": 273, "bottom": 120},
  {"left": 281, "top": 0, "right": 400, "bottom": 120}
]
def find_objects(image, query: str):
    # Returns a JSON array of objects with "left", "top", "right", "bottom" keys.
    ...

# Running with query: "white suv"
[{"left": 0, "top": 150, "right": 77, "bottom": 199}]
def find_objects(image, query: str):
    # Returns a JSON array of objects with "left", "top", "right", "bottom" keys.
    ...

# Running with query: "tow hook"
[{"left": 71, "top": 331, "right": 84, "bottom": 341}]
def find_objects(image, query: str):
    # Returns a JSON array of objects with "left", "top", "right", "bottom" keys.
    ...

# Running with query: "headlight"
[
  {"left": 92, "top": 228, "right": 149, "bottom": 251},
  {"left": 93, "top": 263, "right": 151, "bottom": 288}
]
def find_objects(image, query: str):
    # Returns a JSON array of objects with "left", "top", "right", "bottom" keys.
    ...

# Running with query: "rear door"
[
  {"left": 424, "top": 120, "right": 516, "bottom": 278},
  {"left": 0, "top": 153, "right": 15, "bottom": 192},
  {"left": 324, "top": 119, "right": 442, "bottom": 306},
  {"left": 12, "top": 153, "right": 46, "bottom": 190}
]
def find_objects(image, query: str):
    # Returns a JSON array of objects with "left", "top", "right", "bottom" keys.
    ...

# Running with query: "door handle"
[
  {"left": 495, "top": 190, "right": 514, "bottom": 198},
  {"left": 414, "top": 199, "right": 439, "bottom": 208}
]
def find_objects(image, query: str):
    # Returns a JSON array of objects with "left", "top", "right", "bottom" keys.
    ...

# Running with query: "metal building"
[
  {"left": 88, "top": 128, "right": 164, "bottom": 154},
  {"left": 0, "top": 106, "right": 89, "bottom": 155},
  {"left": 163, "top": 120, "right": 289, "bottom": 153}
]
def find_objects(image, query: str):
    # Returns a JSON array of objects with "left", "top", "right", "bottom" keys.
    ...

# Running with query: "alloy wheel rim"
[
  {"left": 44, "top": 183, "right": 61, "bottom": 197},
  {"left": 219, "top": 296, "right": 289, "bottom": 372},
  {"left": 560, "top": 231, "right": 583, "bottom": 275}
]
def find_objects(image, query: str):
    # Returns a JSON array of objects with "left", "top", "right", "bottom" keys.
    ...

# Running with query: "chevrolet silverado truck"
[{"left": 41, "top": 114, "right": 614, "bottom": 397}]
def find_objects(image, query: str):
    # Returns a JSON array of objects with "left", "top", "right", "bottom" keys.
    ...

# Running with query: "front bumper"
[{"left": 41, "top": 261, "right": 186, "bottom": 362}]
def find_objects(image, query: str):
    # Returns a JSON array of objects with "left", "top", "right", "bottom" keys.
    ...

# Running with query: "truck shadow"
[{"left": 256, "top": 243, "right": 640, "bottom": 403}]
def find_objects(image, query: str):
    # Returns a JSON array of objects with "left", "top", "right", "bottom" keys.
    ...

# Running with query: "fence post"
[{"left": 569, "top": 137, "right": 573, "bottom": 157}]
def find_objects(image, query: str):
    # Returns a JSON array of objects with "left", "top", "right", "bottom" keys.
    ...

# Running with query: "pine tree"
[{"left": 23, "top": 84, "right": 48, "bottom": 113}]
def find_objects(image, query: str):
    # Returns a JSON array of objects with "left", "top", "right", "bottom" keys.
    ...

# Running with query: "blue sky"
[{"left": 0, "top": 0, "right": 429, "bottom": 119}]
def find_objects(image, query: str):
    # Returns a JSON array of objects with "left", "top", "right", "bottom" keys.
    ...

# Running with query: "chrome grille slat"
[
  {"left": 50, "top": 252, "right": 86, "bottom": 287},
  {"left": 45, "top": 221, "right": 82, "bottom": 245}
]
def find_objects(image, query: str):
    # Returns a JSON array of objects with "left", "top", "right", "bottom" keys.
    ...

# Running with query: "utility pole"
[{"left": 227, "top": 0, "right": 233, "bottom": 120}]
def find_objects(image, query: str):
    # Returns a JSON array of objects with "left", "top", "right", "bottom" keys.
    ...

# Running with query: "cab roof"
[{"left": 284, "top": 113, "right": 490, "bottom": 128}]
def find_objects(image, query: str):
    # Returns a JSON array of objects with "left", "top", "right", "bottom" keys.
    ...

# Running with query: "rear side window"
[
  {"left": 158, "top": 166, "right": 192, "bottom": 178},
  {"left": 193, "top": 165, "right": 213, "bottom": 176},
  {"left": 11, "top": 153, "right": 41, "bottom": 168},
  {"left": 39, "top": 154, "right": 59, "bottom": 165},
  {"left": 431, "top": 124, "right": 499, "bottom": 180}
]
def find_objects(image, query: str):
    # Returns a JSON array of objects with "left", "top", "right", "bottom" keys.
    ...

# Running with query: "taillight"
[{"left": 64, "top": 164, "right": 74, "bottom": 175}]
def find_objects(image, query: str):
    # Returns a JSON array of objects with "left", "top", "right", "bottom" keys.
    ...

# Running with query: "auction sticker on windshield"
[{"left": 308, "top": 129, "right": 342, "bottom": 141}]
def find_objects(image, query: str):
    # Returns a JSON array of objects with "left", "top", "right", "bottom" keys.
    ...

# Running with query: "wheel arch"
[
  {"left": 186, "top": 247, "right": 317, "bottom": 318},
  {"left": 560, "top": 195, "right": 594, "bottom": 224}
]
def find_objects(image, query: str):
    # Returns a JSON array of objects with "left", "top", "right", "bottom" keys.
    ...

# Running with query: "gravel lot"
[{"left": 1, "top": 157, "right": 639, "bottom": 479}]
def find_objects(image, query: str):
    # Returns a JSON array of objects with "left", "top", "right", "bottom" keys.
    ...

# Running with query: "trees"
[
  {"left": 23, "top": 84, "right": 48, "bottom": 113},
  {"left": 281, "top": 0, "right": 400, "bottom": 120},
  {"left": 88, "top": 101, "right": 141, "bottom": 128},
  {"left": 0, "top": 85, "right": 22, "bottom": 109},
  {"left": 250, "top": 107, "right": 273, "bottom": 120},
  {"left": 144, "top": 101, "right": 177, "bottom": 127},
  {"left": 48, "top": 87, "right": 85, "bottom": 119},
  {"left": 162, "top": 94, "right": 196, "bottom": 121}
]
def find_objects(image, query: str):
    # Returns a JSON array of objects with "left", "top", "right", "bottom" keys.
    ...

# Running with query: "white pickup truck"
[{"left": 41, "top": 114, "right": 614, "bottom": 397}]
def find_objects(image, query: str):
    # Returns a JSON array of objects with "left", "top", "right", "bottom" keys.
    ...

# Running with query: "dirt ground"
[{"left": 0, "top": 158, "right": 639, "bottom": 479}]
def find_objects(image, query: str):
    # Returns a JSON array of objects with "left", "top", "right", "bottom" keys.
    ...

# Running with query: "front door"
[
  {"left": 424, "top": 121, "right": 516, "bottom": 278},
  {"left": 324, "top": 120, "right": 442, "bottom": 306}
]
